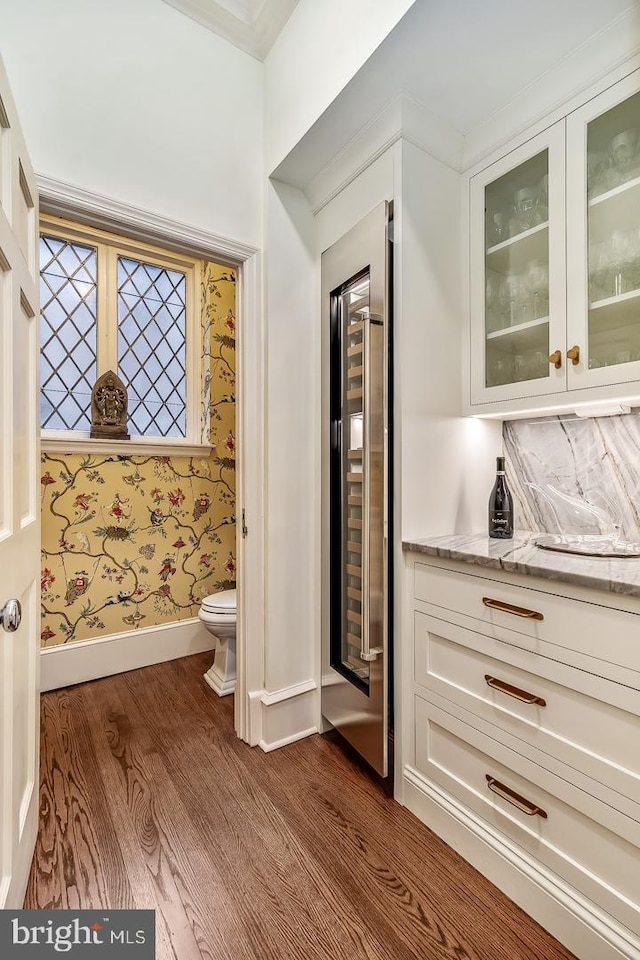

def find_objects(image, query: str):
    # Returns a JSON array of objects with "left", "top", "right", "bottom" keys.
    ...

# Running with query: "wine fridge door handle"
[{"left": 360, "top": 314, "right": 383, "bottom": 664}]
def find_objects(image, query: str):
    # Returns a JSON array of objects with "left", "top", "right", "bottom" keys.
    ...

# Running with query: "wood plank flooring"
[{"left": 26, "top": 653, "right": 577, "bottom": 960}]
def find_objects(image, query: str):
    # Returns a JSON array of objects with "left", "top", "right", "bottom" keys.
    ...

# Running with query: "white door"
[{"left": 0, "top": 55, "right": 40, "bottom": 908}]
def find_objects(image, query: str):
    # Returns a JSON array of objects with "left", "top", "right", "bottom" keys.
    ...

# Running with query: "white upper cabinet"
[
  {"left": 467, "top": 67, "right": 640, "bottom": 415},
  {"left": 470, "top": 123, "right": 566, "bottom": 406}
]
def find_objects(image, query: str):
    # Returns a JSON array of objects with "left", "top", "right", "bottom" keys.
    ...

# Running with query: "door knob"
[
  {"left": 0, "top": 599, "right": 21, "bottom": 632},
  {"left": 548, "top": 350, "right": 562, "bottom": 369},
  {"left": 567, "top": 345, "right": 580, "bottom": 365}
]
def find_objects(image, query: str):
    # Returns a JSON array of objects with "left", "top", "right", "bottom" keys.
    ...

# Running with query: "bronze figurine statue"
[{"left": 90, "top": 370, "right": 130, "bottom": 440}]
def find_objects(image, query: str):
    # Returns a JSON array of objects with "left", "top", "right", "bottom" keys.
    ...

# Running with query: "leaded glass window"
[
  {"left": 117, "top": 257, "right": 187, "bottom": 438},
  {"left": 40, "top": 236, "right": 97, "bottom": 431},
  {"left": 38, "top": 216, "right": 200, "bottom": 445}
]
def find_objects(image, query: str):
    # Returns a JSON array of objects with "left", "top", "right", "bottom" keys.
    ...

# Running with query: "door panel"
[
  {"left": 0, "top": 53, "right": 40, "bottom": 908},
  {"left": 321, "top": 201, "right": 391, "bottom": 778}
]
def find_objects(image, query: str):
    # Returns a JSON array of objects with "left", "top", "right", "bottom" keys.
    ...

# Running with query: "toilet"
[{"left": 199, "top": 589, "right": 236, "bottom": 697}]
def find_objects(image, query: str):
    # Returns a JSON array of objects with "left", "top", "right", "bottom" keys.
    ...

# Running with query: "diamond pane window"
[
  {"left": 117, "top": 257, "right": 187, "bottom": 438},
  {"left": 39, "top": 235, "right": 97, "bottom": 430}
]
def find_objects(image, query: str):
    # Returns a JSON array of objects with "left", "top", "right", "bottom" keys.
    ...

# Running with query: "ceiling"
[
  {"left": 274, "top": 0, "right": 640, "bottom": 188},
  {"left": 161, "top": 0, "right": 299, "bottom": 59}
]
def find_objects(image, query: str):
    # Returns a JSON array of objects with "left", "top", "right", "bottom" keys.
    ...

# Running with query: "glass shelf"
[
  {"left": 487, "top": 316, "right": 549, "bottom": 342},
  {"left": 589, "top": 288, "right": 640, "bottom": 331},
  {"left": 588, "top": 176, "right": 640, "bottom": 245},
  {"left": 486, "top": 221, "right": 548, "bottom": 270},
  {"left": 589, "top": 173, "right": 640, "bottom": 208}
]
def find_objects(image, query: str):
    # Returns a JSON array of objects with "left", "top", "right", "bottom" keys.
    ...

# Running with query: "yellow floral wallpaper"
[{"left": 40, "top": 262, "right": 236, "bottom": 647}]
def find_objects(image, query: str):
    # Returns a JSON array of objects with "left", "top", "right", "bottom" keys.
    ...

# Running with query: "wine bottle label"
[{"left": 490, "top": 512, "right": 511, "bottom": 524}]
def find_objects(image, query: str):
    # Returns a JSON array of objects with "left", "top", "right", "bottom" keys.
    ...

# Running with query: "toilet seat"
[{"left": 200, "top": 588, "right": 236, "bottom": 615}]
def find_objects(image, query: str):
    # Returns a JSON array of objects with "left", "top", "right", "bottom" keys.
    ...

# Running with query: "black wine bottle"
[{"left": 488, "top": 456, "right": 513, "bottom": 539}]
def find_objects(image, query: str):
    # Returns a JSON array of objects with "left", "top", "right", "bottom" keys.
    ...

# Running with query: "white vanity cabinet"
[
  {"left": 468, "top": 67, "right": 640, "bottom": 414},
  {"left": 402, "top": 552, "right": 640, "bottom": 960}
]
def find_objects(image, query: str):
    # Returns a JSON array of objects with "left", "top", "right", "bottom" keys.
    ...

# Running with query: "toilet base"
[{"left": 203, "top": 636, "right": 236, "bottom": 697}]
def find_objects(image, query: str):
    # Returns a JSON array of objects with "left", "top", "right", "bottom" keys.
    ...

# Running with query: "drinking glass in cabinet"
[
  {"left": 483, "top": 149, "right": 551, "bottom": 390},
  {"left": 587, "top": 90, "right": 640, "bottom": 372},
  {"left": 499, "top": 272, "right": 521, "bottom": 327},
  {"left": 526, "top": 260, "right": 549, "bottom": 320},
  {"left": 587, "top": 92, "right": 640, "bottom": 199}
]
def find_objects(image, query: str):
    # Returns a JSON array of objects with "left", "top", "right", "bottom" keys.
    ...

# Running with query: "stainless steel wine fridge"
[{"left": 321, "top": 201, "right": 393, "bottom": 779}]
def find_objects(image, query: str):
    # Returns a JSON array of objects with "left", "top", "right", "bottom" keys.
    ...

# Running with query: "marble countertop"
[{"left": 402, "top": 532, "right": 640, "bottom": 598}]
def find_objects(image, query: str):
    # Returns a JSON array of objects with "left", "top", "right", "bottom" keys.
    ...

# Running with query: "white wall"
[
  {"left": 264, "top": 0, "right": 417, "bottom": 175},
  {"left": 263, "top": 178, "right": 317, "bottom": 692},
  {"left": 395, "top": 140, "right": 500, "bottom": 541},
  {"left": 0, "top": 0, "right": 263, "bottom": 247},
  {"left": 261, "top": 150, "right": 394, "bottom": 702}
]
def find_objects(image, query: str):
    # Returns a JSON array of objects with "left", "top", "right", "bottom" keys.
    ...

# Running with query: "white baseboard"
[
  {"left": 248, "top": 678, "right": 319, "bottom": 752},
  {"left": 403, "top": 765, "right": 639, "bottom": 960},
  {"left": 41, "top": 618, "right": 215, "bottom": 692}
]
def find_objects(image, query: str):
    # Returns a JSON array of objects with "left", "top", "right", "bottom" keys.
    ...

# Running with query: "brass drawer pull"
[
  {"left": 485, "top": 674, "right": 546, "bottom": 706},
  {"left": 485, "top": 775, "right": 547, "bottom": 819},
  {"left": 482, "top": 597, "right": 544, "bottom": 621}
]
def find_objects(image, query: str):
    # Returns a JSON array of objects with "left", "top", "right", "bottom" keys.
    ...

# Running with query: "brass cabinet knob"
[
  {"left": 548, "top": 350, "right": 562, "bottom": 369},
  {"left": 567, "top": 345, "right": 580, "bottom": 365}
]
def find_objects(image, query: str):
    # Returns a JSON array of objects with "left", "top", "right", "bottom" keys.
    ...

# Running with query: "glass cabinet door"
[
  {"left": 567, "top": 72, "right": 640, "bottom": 389},
  {"left": 470, "top": 122, "right": 566, "bottom": 405},
  {"left": 586, "top": 90, "right": 640, "bottom": 373},
  {"left": 484, "top": 151, "right": 550, "bottom": 388}
]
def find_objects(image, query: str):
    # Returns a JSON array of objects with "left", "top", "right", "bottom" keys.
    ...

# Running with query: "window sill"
[{"left": 41, "top": 432, "right": 214, "bottom": 459}]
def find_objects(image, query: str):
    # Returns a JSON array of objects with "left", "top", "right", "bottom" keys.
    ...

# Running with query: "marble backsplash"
[{"left": 503, "top": 412, "right": 640, "bottom": 540}]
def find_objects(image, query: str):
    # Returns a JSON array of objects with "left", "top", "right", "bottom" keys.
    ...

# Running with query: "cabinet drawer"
[
  {"left": 415, "top": 611, "right": 640, "bottom": 816},
  {"left": 414, "top": 695, "right": 640, "bottom": 937},
  {"left": 415, "top": 561, "right": 640, "bottom": 684}
]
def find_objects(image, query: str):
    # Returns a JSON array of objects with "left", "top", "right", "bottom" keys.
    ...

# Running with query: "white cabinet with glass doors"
[{"left": 469, "top": 67, "right": 640, "bottom": 413}]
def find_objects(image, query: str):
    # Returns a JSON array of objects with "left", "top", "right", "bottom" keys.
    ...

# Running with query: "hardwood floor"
[{"left": 26, "top": 653, "right": 577, "bottom": 960}]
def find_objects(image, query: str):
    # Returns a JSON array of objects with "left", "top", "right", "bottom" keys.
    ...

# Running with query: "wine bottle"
[{"left": 488, "top": 456, "right": 513, "bottom": 539}]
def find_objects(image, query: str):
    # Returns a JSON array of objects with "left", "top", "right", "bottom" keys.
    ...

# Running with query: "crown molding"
[
  {"left": 161, "top": 0, "right": 298, "bottom": 60},
  {"left": 36, "top": 174, "right": 258, "bottom": 265},
  {"left": 299, "top": 92, "right": 464, "bottom": 215}
]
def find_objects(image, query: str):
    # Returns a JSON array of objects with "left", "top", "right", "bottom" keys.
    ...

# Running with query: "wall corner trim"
[
  {"left": 248, "top": 679, "right": 319, "bottom": 752},
  {"left": 260, "top": 678, "right": 317, "bottom": 706},
  {"left": 40, "top": 618, "right": 214, "bottom": 692}
]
